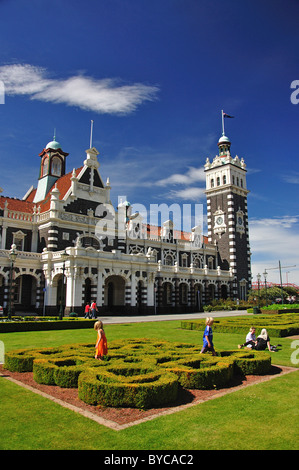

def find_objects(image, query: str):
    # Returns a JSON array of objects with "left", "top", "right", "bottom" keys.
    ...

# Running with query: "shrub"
[
  {"left": 181, "top": 314, "right": 299, "bottom": 337},
  {"left": 5, "top": 338, "right": 273, "bottom": 409},
  {"left": 78, "top": 365, "right": 178, "bottom": 409}
]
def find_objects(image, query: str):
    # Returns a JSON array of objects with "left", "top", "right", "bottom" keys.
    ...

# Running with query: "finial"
[{"left": 53, "top": 128, "right": 56, "bottom": 141}]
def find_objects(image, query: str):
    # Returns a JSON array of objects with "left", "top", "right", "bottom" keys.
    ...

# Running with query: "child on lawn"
[
  {"left": 94, "top": 320, "right": 108, "bottom": 360},
  {"left": 201, "top": 317, "right": 216, "bottom": 356}
]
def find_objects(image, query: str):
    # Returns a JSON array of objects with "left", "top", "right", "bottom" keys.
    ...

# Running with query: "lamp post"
[
  {"left": 8, "top": 244, "right": 18, "bottom": 320},
  {"left": 59, "top": 249, "right": 69, "bottom": 320},
  {"left": 263, "top": 270, "right": 268, "bottom": 307},
  {"left": 257, "top": 273, "right": 261, "bottom": 311}
]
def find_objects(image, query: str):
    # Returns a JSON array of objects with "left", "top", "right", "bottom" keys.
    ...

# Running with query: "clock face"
[{"left": 216, "top": 216, "right": 223, "bottom": 225}]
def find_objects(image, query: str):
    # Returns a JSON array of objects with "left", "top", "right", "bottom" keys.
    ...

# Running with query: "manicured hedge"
[
  {"left": 78, "top": 365, "right": 178, "bottom": 409},
  {"left": 181, "top": 314, "right": 299, "bottom": 337},
  {"left": 4, "top": 339, "right": 272, "bottom": 409},
  {"left": 0, "top": 318, "right": 94, "bottom": 333}
]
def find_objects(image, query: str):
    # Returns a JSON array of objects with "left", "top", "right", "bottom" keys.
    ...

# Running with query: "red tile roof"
[
  {"left": 0, "top": 196, "right": 35, "bottom": 213},
  {"left": 36, "top": 167, "right": 83, "bottom": 212}
]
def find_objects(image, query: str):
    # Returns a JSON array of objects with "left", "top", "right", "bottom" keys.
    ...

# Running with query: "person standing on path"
[
  {"left": 84, "top": 302, "right": 91, "bottom": 318},
  {"left": 91, "top": 300, "right": 98, "bottom": 319}
]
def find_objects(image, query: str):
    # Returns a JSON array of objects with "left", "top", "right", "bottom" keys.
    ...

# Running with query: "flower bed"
[{"left": 4, "top": 339, "right": 271, "bottom": 409}]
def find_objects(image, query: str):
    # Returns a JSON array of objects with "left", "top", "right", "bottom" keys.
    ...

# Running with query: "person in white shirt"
[{"left": 238, "top": 327, "right": 257, "bottom": 349}]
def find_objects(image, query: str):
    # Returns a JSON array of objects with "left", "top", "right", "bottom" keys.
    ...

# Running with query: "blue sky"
[{"left": 0, "top": 0, "right": 298, "bottom": 286}]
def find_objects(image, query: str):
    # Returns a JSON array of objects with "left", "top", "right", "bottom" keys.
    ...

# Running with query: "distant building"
[{"left": 0, "top": 130, "right": 251, "bottom": 315}]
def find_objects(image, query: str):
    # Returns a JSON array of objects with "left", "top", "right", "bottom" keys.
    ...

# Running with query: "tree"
[{"left": 247, "top": 286, "right": 296, "bottom": 305}]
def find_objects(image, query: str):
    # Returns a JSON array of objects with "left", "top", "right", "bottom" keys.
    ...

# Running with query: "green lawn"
[{"left": 0, "top": 319, "right": 298, "bottom": 450}]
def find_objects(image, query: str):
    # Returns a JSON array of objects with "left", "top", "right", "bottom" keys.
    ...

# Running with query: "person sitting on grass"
[
  {"left": 200, "top": 317, "right": 216, "bottom": 356},
  {"left": 255, "top": 328, "right": 276, "bottom": 352},
  {"left": 238, "top": 327, "right": 257, "bottom": 349}
]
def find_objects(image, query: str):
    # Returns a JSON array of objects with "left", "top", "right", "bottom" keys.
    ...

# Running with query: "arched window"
[
  {"left": 216, "top": 177, "right": 220, "bottom": 186},
  {"left": 165, "top": 254, "right": 173, "bottom": 266},
  {"left": 223, "top": 175, "right": 226, "bottom": 185},
  {"left": 51, "top": 157, "right": 62, "bottom": 177},
  {"left": 211, "top": 178, "right": 214, "bottom": 188},
  {"left": 42, "top": 156, "right": 49, "bottom": 177}
]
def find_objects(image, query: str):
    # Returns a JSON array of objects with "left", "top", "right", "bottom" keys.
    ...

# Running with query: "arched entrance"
[
  {"left": 136, "top": 280, "right": 144, "bottom": 313},
  {"left": 56, "top": 274, "right": 66, "bottom": 312},
  {"left": 207, "top": 284, "right": 215, "bottom": 303},
  {"left": 221, "top": 284, "right": 228, "bottom": 300},
  {"left": 179, "top": 283, "right": 188, "bottom": 305},
  {"left": 194, "top": 283, "right": 203, "bottom": 311},
  {"left": 104, "top": 275, "right": 125, "bottom": 311},
  {"left": 0, "top": 274, "right": 4, "bottom": 307},
  {"left": 83, "top": 278, "right": 92, "bottom": 305},
  {"left": 162, "top": 282, "right": 173, "bottom": 306},
  {"left": 14, "top": 274, "right": 37, "bottom": 312}
]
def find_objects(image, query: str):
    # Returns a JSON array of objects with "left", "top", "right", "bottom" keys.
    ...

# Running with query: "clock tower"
[{"left": 204, "top": 121, "right": 251, "bottom": 300}]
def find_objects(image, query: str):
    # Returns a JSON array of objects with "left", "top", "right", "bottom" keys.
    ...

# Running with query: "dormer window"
[
  {"left": 42, "top": 156, "right": 49, "bottom": 177},
  {"left": 51, "top": 156, "right": 62, "bottom": 177}
]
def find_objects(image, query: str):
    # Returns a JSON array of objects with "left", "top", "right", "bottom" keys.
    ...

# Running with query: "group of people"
[
  {"left": 93, "top": 315, "right": 279, "bottom": 362},
  {"left": 200, "top": 317, "right": 278, "bottom": 355},
  {"left": 238, "top": 326, "right": 278, "bottom": 352},
  {"left": 84, "top": 301, "right": 99, "bottom": 319}
]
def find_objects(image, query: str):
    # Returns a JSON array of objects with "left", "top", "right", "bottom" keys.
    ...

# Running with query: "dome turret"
[{"left": 46, "top": 135, "right": 61, "bottom": 150}]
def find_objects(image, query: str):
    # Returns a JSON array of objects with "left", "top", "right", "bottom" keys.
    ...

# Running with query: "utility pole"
[{"left": 266, "top": 261, "right": 296, "bottom": 303}]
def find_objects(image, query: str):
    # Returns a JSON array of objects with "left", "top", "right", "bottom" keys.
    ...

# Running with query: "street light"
[
  {"left": 8, "top": 244, "right": 18, "bottom": 320},
  {"left": 263, "top": 270, "right": 268, "bottom": 307},
  {"left": 59, "top": 249, "right": 69, "bottom": 320},
  {"left": 257, "top": 273, "right": 261, "bottom": 311}
]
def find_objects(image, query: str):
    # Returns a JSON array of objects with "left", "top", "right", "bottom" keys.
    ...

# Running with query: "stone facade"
[{"left": 0, "top": 131, "right": 250, "bottom": 316}]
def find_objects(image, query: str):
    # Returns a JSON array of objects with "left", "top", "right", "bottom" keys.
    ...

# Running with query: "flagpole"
[
  {"left": 221, "top": 109, "right": 225, "bottom": 136},
  {"left": 90, "top": 120, "right": 94, "bottom": 148}
]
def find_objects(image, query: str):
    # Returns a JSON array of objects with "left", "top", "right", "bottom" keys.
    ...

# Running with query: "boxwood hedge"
[
  {"left": 181, "top": 314, "right": 299, "bottom": 337},
  {"left": 4, "top": 338, "right": 272, "bottom": 409}
]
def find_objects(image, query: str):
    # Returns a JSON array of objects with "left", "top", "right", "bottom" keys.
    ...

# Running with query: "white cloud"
[
  {"left": 167, "top": 187, "right": 206, "bottom": 201},
  {"left": 155, "top": 166, "right": 206, "bottom": 201},
  {"left": 0, "top": 64, "right": 159, "bottom": 114},
  {"left": 156, "top": 166, "right": 205, "bottom": 186},
  {"left": 249, "top": 216, "right": 299, "bottom": 285},
  {"left": 282, "top": 172, "right": 299, "bottom": 184}
]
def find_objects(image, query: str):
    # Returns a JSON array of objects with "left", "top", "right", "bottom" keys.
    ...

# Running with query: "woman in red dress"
[{"left": 94, "top": 320, "right": 108, "bottom": 360}]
